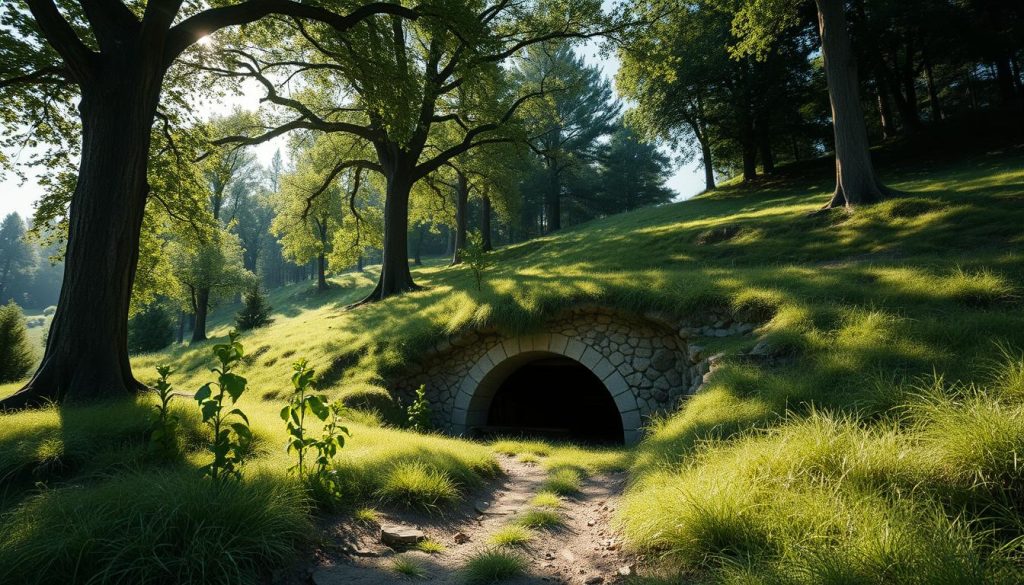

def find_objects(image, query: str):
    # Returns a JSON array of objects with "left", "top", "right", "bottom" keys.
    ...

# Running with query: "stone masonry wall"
[{"left": 389, "top": 305, "right": 761, "bottom": 444}]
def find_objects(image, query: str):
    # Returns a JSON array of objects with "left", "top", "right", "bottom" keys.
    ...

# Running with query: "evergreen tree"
[
  {"left": 0, "top": 301, "right": 35, "bottom": 383},
  {"left": 596, "top": 125, "right": 676, "bottom": 213},
  {"left": 0, "top": 213, "right": 36, "bottom": 299},
  {"left": 518, "top": 43, "right": 620, "bottom": 232},
  {"left": 236, "top": 287, "right": 273, "bottom": 331}
]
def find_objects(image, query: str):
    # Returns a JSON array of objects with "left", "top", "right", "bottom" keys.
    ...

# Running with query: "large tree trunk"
[
  {"left": 741, "top": 140, "right": 757, "bottom": 182},
  {"left": 359, "top": 163, "right": 418, "bottom": 303},
  {"left": 816, "top": 0, "right": 890, "bottom": 208},
  {"left": 450, "top": 171, "right": 469, "bottom": 266},
  {"left": 699, "top": 135, "right": 716, "bottom": 191},
  {"left": 192, "top": 287, "right": 211, "bottom": 342},
  {"left": 995, "top": 54, "right": 1017, "bottom": 103},
  {"left": 545, "top": 159, "right": 561, "bottom": 233},
  {"left": 0, "top": 60, "right": 162, "bottom": 410},
  {"left": 480, "top": 193, "right": 493, "bottom": 251},
  {"left": 317, "top": 253, "right": 328, "bottom": 291}
]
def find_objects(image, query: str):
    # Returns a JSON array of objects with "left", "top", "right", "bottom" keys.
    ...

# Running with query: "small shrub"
[
  {"left": 0, "top": 471, "right": 311, "bottom": 585},
  {"left": 406, "top": 384, "right": 433, "bottom": 432},
  {"left": 376, "top": 461, "right": 459, "bottom": 511},
  {"left": 282, "top": 360, "right": 350, "bottom": 484},
  {"left": 391, "top": 555, "right": 428, "bottom": 579},
  {"left": 416, "top": 538, "right": 446, "bottom": 554},
  {"left": 515, "top": 509, "right": 563, "bottom": 530},
  {"left": 128, "top": 304, "right": 174, "bottom": 353},
  {"left": 463, "top": 230, "right": 493, "bottom": 291},
  {"left": 0, "top": 301, "right": 34, "bottom": 382},
  {"left": 354, "top": 507, "right": 381, "bottom": 524},
  {"left": 147, "top": 365, "right": 179, "bottom": 461},
  {"left": 194, "top": 331, "right": 253, "bottom": 481},
  {"left": 542, "top": 467, "right": 583, "bottom": 496},
  {"left": 529, "top": 491, "right": 562, "bottom": 509},
  {"left": 461, "top": 549, "right": 527, "bottom": 584},
  {"left": 235, "top": 286, "right": 272, "bottom": 330},
  {"left": 489, "top": 525, "right": 532, "bottom": 547}
]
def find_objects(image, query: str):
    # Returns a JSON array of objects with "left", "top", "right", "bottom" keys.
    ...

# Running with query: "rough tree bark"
[
  {"left": 450, "top": 171, "right": 469, "bottom": 266},
  {"left": 358, "top": 150, "right": 418, "bottom": 303},
  {"left": 317, "top": 253, "right": 328, "bottom": 290},
  {"left": 697, "top": 134, "right": 716, "bottom": 191},
  {"left": 1, "top": 54, "right": 159, "bottom": 408},
  {"left": 191, "top": 287, "right": 211, "bottom": 342},
  {"left": 816, "top": 0, "right": 891, "bottom": 208}
]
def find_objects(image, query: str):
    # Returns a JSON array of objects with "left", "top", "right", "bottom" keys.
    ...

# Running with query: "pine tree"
[
  {"left": 236, "top": 287, "right": 273, "bottom": 331},
  {"left": 0, "top": 301, "right": 35, "bottom": 383}
]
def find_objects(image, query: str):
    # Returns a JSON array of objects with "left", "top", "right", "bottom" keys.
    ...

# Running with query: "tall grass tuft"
[
  {"left": 375, "top": 461, "right": 459, "bottom": 510},
  {"left": 0, "top": 471, "right": 311, "bottom": 585},
  {"left": 461, "top": 549, "right": 528, "bottom": 584}
]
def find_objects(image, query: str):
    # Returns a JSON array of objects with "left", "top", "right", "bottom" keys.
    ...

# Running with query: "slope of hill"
[{"left": 2, "top": 141, "right": 1023, "bottom": 583}]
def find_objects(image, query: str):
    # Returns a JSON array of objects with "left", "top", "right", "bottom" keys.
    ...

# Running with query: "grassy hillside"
[{"left": 2, "top": 141, "right": 1023, "bottom": 583}]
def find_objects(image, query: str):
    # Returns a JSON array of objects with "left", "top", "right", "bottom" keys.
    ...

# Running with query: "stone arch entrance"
[{"left": 451, "top": 334, "right": 642, "bottom": 445}]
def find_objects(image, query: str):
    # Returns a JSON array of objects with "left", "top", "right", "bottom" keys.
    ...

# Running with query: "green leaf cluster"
[
  {"left": 148, "top": 365, "right": 180, "bottom": 462},
  {"left": 194, "top": 331, "right": 253, "bottom": 481},
  {"left": 406, "top": 384, "right": 434, "bottom": 432},
  {"left": 281, "top": 359, "right": 350, "bottom": 498},
  {"left": 462, "top": 230, "right": 493, "bottom": 291}
]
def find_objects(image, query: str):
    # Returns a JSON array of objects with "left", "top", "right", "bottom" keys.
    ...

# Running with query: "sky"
[{"left": 0, "top": 41, "right": 707, "bottom": 221}]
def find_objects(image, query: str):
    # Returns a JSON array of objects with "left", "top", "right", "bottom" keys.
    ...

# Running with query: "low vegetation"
[
  {"left": 515, "top": 509, "right": 564, "bottom": 530},
  {"left": 489, "top": 525, "right": 533, "bottom": 547},
  {"left": 1, "top": 142, "right": 1022, "bottom": 582},
  {"left": 461, "top": 549, "right": 528, "bottom": 585}
]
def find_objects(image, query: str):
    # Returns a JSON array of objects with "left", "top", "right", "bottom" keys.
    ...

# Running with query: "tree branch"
[
  {"left": 164, "top": 1, "right": 419, "bottom": 67},
  {"left": 0, "top": 66, "right": 70, "bottom": 89},
  {"left": 24, "top": 0, "right": 96, "bottom": 82}
]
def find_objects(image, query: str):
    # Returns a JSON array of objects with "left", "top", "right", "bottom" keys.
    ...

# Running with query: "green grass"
[
  {"left": 0, "top": 472, "right": 310, "bottom": 585},
  {"left": 489, "top": 525, "right": 533, "bottom": 547},
  {"left": 515, "top": 452, "right": 541, "bottom": 464},
  {"left": 373, "top": 460, "right": 461, "bottom": 511},
  {"left": 529, "top": 491, "right": 562, "bottom": 509},
  {"left": 1, "top": 140, "right": 1023, "bottom": 582},
  {"left": 415, "top": 537, "right": 446, "bottom": 554},
  {"left": 461, "top": 549, "right": 528, "bottom": 584},
  {"left": 353, "top": 506, "right": 380, "bottom": 524},
  {"left": 541, "top": 467, "right": 584, "bottom": 496},
  {"left": 515, "top": 508, "right": 563, "bottom": 530},
  {"left": 390, "top": 554, "right": 428, "bottom": 579}
]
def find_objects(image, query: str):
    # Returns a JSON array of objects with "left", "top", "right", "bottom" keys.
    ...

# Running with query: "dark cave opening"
[{"left": 485, "top": 356, "right": 624, "bottom": 444}]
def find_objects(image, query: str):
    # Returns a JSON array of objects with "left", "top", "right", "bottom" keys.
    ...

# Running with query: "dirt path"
[{"left": 310, "top": 456, "right": 635, "bottom": 584}]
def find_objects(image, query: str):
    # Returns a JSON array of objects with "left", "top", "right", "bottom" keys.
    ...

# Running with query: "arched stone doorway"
[{"left": 451, "top": 334, "right": 643, "bottom": 445}]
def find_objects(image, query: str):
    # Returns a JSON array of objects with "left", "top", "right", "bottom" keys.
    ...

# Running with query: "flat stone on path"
[{"left": 380, "top": 524, "right": 425, "bottom": 547}]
